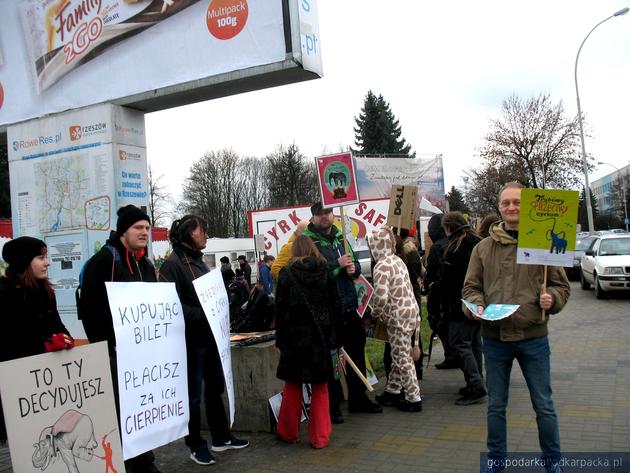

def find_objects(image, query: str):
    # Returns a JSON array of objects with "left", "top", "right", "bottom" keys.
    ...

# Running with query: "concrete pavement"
[{"left": 2, "top": 281, "right": 629, "bottom": 472}]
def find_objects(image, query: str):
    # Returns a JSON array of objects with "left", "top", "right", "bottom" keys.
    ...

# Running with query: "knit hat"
[
  {"left": 310, "top": 202, "right": 332, "bottom": 216},
  {"left": 116, "top": 205, "right": 150, "bottom": 235},
  {"left": 2, "top": 236, "right": 46, "bottom": 274}
]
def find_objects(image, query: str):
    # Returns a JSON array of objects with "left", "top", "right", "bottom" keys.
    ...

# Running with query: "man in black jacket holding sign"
[
  {"left": 303, "top": 202, "right": 382, "bottom": 424},
  {"left": 80, "top": 205, "right": 160, "bottom": 473}
]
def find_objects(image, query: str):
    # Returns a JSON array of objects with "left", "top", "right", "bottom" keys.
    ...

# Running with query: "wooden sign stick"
[
  {"left": 340, "top": 347, "right": 374, "bottom": 392},
  {"left": 339, "top": 206, "right": 351, "bottom": 255},
  {"left": 541, "top": 265, "right": 548, "bottom": 322}
]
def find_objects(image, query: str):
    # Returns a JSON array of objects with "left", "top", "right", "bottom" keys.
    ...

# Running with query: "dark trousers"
[
  {"left": 185, "top": 343, "right": 230, "bottom": 448},
  {"left": 329, "top": 310, "right": 368, "bottom": 411},
  {"left": 448, "top": 320, "right": 484, "bottom": 391},
  {"left": 438, "top": 318, "right": 458, "bottom": 364}
]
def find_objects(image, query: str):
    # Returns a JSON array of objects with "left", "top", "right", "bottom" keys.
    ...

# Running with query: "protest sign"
[
  {"left": 517, "top": 189, "right": 580, "bottom": 267},
  {"left": 106, "top": 282, "right": 188, "bottom": 459},
  {"left": 354, "top": 275, "right": 374, "bottom": 317},
  {"left": 192, "top": 268, "right": 235, "bottom": 426},
  {"left": 0, "top": 342, "right": 124, "bottom": 473},
  {"left": 387, "top": 184, "right": 418, "bottom": 231},
  {"left": 315, "top": 153, "right": 360, "bottom": 208}
]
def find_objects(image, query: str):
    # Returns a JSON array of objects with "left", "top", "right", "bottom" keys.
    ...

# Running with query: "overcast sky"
[{"left": 145, "top": 0, "right": 630, "bottom": 203}]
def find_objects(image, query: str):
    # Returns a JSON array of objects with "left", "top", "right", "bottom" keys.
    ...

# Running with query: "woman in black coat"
[
  {"left": 0, "top": 236, "right": 74, "bottom": 441},
  {"left": 158, "top": 215, "right": 248, "bottom": 466},
  {"left": 275, "top": 235, "right": 341, "bottom": 449},
  {"left": 440, "top": 212, "right": 485, "bottom": 406}
]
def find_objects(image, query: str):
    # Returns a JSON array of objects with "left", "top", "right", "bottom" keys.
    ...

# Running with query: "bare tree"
[
  {"left": 147, "top": 163, "right": 174, "bottom": 227},
  {"left": 480, "top": 93, "right": 591, "bottom": 189},
  {"left": 266, "top": 144, "right": 319, "bottom": 208}
]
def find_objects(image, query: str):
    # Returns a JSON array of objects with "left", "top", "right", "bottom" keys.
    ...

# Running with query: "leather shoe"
[
  {"left": 435, "top": 360, "right": 458, "bottom": 370},
  {"left": 330, "top": 410, "right": 344, "bottom": 424},
  {"left": 348, "top": 397, "right": 383, "bottom": 414}
]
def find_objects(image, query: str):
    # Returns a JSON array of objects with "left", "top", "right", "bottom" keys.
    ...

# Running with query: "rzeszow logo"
[{"left": 69, "top": 126, "right": 83, "bottom": 141}]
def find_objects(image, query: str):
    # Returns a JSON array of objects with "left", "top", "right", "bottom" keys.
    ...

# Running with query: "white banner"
[
  {"left": 0, "top": 1, "right": 287, "bottom": 127},
  {"left": 0, "top": 342, "right": 124, "bottom": 473},
  {"left": 192, "top": 268, "right": 235, "bottom": 426},
  {"left": 106, "top": 282, "right": 188, "bottom": 460}
]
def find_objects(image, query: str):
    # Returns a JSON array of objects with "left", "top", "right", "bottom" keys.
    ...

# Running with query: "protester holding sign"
[
  {"left": 462, "top": 182, "right": 570, "bottom": 473},
  {"left": 367, "top": 227, "right": 422, "bottom": 412},
  {"left": 0, "top": 236, "right": 74, "bottom": 442},
  {"left": 158, "top": 215, "right": 248, "bottom": 466},
  {"left": 304, "top": 202, "right": 382, "bottom": 424},
  {"left": 80, "top": 205, "right": 161, "bottom": 473},
  {"left": 275, "top": 235, "right": 342, "bottom": 448}
]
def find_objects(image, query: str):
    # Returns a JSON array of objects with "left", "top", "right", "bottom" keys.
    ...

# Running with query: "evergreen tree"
[
  {"left": 446, "top": 185, "right": 468, "bottom": 212},
  {"left": 353, "top": 90, "right": 413, "bottom": 156},
  {"left": 578, "top": 187, "right": 598, "bottom": 231}
]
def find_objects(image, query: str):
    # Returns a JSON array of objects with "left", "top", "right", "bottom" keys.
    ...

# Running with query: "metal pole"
[{"left": 574, "top": 7, "right": 629, "bottom": 234}]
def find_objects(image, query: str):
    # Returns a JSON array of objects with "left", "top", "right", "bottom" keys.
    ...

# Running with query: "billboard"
[
  {"left": 354, "top": 156, "right": 445, "bottom": 210},
  {"left": 0, "top": 0, "right": 323, "bottom": 128}
]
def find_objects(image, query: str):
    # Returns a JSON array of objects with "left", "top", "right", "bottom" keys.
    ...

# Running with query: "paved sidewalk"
[{"left": 2, "top": 282, "right": 629, "bottom": 472}]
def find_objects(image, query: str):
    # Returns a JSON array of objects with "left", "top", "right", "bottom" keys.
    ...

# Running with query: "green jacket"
[{"left": 462, "top": 222, "right": 570, "bottom": 342}]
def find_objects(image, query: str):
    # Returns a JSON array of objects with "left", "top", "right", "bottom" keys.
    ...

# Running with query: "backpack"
[{"left": 75, "top": 245, "right": 120, "bottom": 320}]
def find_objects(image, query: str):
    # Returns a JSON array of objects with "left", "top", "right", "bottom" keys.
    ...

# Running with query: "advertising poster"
[
  {"left": 354, "top": 275, "right": 374, "bottom": 317},
  {"left": 0, "top": 1, "right": 290, "bottom": 127},
  {"left": 0, "top": 342, "right": 124, "bottom": 473},
  {"left": 516, "top": 189, "right": 580, "bottom": 267},
  {"left": 355, "top": 156, "right": 446, "bottom": 210},
  {"left": 315, "top": 153, "right": 360, "bottom": 208},
  {"left": 106, "top": 282, "right": 189, "bottom": 459},
  {"left": 192, "top": 268, "right": 235, "bottom": 426}
]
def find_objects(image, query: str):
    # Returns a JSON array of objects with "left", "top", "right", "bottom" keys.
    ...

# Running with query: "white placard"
[
  {"left": 0, "top": 342, "right": 124, "bottom": 473},
  {"left": 106, "top": 282, "right": 188, "bottom": 460},
  {"left": 192, "top": 268, "right": 235, "bottom": 426}
]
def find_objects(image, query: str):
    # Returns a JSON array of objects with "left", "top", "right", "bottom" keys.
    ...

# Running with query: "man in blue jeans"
[{"left": 462, "top": 182, "right": 570, "bottom": 473}]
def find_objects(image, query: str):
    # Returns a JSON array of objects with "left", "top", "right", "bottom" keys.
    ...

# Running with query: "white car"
[{"left": 580, "top": 234, "right": 630, "bottom": 299}]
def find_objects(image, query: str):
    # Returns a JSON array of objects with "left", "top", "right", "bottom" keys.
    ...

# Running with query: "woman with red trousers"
[{"left": 275, "top": 235, "right": 341, "bottom": 449}]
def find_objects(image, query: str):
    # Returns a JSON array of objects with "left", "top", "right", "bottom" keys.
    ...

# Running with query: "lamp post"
[
  {"left": 598, "top": 161, "right": 629, "bottom": 232},
  {"left": 574, "top": 6, "right": 629, "bottom": 234}
]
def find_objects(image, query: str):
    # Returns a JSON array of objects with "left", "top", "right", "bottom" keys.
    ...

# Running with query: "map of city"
[
  {"left": 36, "top": 156, "right": 90, "bottom": 232},
  {"left": 85, "top": 196, "right": 111, "bottom": 230}
]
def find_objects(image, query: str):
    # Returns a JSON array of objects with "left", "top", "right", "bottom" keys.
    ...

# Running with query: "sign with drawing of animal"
[
  {"left": 516, "top": 188, "right": 579, "bottom": 267},
  {"left": 315, "top": 152, "right": 360, "bottom": 208},
  {"left": 0, "top": 342, "right": 124, "bottom": 473},
  {"left": 354, "top": 275, "right": 374, "bottom": 317}
]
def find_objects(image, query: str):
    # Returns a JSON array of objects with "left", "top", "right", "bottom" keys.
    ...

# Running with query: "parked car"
[
  {"left": 580, "top": 234, "right": 630, "bottom": 299},
  {"left": 354, "top": 248, "right": 372, "bottom": 282},
  {"left": 567, "top": 235, "right": 597, "bottom": 280}
]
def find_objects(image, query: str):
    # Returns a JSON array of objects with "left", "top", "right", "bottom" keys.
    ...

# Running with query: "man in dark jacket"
[
  {"left": 237, "top": 255, "right": 252, "bottom": 286},
  {"left": 424, "top": 213, "right": 458, "bottom": 369},
  {"left": 80, "top": 205, "right": 160, "bottom": 473},
  {"left": 303, "top": 202, "right": 382, "bottom": 424}
]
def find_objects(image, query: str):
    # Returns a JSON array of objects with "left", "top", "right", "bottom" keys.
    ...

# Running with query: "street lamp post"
[
  {"left": 574, "top": 6, "right": 629, "bottom": 234},
  {"left": 598, "top": 161, "right": 629, "bottom": 232}
]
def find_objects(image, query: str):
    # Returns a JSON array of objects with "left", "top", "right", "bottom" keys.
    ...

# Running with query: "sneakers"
[
  {"left": 456, "top": 387, "right": 487, "bottom": 406},
  {"left": 397, "top": 398, "right": 422, "bottom": 412},
  {"left": 190, "top": 444, "right": 216, "bottom": 466},
  {"left": 211, "top": 435, "right": 250, "bottom": 453},
  {"left": 375, "top": 390, "right": 403, "bottom": 407},
  {"left": 347, "top": 397, "right": 383, "bottom": 413}
]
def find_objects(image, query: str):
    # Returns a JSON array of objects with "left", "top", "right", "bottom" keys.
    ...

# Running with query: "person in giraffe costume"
[{"left": 368, "top": 226, "right": 422, "bottom": 412}]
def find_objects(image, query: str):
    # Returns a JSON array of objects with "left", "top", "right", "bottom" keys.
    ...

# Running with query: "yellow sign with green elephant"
[{"left": 516, "top": 188, "right": 580, "bottom": 267}]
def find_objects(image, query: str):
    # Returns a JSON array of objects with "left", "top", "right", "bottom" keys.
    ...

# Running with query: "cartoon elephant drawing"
[
  {"left": 328, "top": 172, "right": 347, "bottom": 187},
  {"left": 32, "top": 409, "right": 97, "bottom": 473},
  {"left": 548, "top": 229, "right": 568, "bottom": 254}
]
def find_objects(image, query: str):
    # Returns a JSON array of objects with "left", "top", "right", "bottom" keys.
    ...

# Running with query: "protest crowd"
[{"left": 0, "top": 182, "right": 571, "bottom": 473}]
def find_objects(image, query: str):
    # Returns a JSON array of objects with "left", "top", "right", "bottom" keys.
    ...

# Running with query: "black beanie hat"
[
  {"left": 116, "top": 205, "right": 150, "bottom": 235},
  {"left": 2, "top": 236, "right": 47, "bottom": 274}
]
